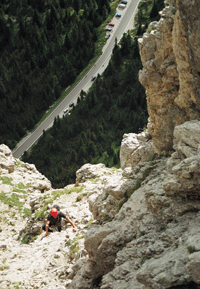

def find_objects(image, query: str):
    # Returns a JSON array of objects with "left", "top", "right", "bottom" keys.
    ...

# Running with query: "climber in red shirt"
[{"left": 42, "top": 206, "right": 76, "bottom": 237}]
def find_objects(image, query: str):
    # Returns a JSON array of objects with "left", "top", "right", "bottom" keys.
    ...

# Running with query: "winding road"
[{"left": 12, "top": 0, "right": 140, "bottom": 159}]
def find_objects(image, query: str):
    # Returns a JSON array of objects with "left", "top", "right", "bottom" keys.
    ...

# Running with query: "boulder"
[
  {"left": 173, "top": 120, "right": 200, "bottom": 158},
  {"left": 120, "top": 131, "right": 158, "bottom": 169},
  {"left": 76, "top": 163, "right": 109, "bottom": 185},
  {"left": 163, "top": 121, "right": 200, "bottom": 197},
  {"left": 88, "top": 190, "right": 119, "bottom": 223},
  {"left": 0, "top": 144, "right": 16, "bottom": 173}
]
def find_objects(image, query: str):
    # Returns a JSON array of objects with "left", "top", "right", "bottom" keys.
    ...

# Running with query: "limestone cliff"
[
  {"left": 1, "top": 120, "right": 200, "bottom": 289},
  {"left": 138, "top": 0, "right": 200, "bottom": 151},
  {"left": 68, "top": 120, "right": 200, "bottom": 289}
]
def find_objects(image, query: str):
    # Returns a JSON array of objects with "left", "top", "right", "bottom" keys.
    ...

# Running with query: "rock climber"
[{"left": 42, "top": 206, "right": 76, "bottom": 237}]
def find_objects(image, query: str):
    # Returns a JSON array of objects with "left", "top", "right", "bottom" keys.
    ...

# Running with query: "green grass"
[
  {"left": 0, "top": 192, "right": 24, "bottom": 212},
  {"left": 0, "top": 176, "right": 14, "bottom": 186},
  {"left": 13, "top": 188, "right": 26, "bottom": 194},
  {"left": 2, "top": 258, "right": 6, "bottom": 264},
  {"left": 90, "top": 178, "right": 100, "bottom": 184},
  {"left": 22, "top": 235, "right": 31, "bottom": 244},
  {"left": 187, "top": 246, "right": 198, "bottom": 254},
  {"left": 17, "top": 182, "right": 29, "bottom": 190},
  {"left": 85, "top": 218, "right": 94, "bottom": 228},
  {"left": 147, "top": 24, "right": 154, "bottom": 33},
  {"left": 41, "top": 194, "right": 50, "bottom": 200},
  {"left": 2, "top": 181, "right": 29, "bottom": 198},
  {"left": 75, "top": 234, "right": 85, "bottom": 240},
  {"left": 35, "top": 204, "right": 48, "bottom": 219},
  {"left": 66, "top": 239, "right": 73, "bottom": 246},
  {"left": 16, "top": 160, "right": 25, "bottom": 167},
  {"left": 111, "top": 167, "right": 121, "bottom": 173},
  {"left": 52, "top": 186, "right": 83, "bottom": 199},
  {"left": 23, "top": 208, "right": 32, "bottom": 218},
  {"left": 70, "top": 244, "right": 80, "bottom": 255},
  {"left": 22, "top": 233, "right": 39, "bottom": 244},
  {"left": 67, "top": 234, "right": 85, "bottom": 255},
  {"left": 0, "top": 265, "right": 9, "bottom": 271}
]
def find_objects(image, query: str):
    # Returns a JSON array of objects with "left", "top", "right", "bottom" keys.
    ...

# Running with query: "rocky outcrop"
[
  {"left": 76, "top": 163, "right": 138, "bottom": 223},
  {"left": 1, "top": 119, "right": 200, "bottom": 289},
  {"left": 120, "top": 131, "right": 158, "bottom": 169},
  {"left": 0, "top": 144, "right": 16, "bottom": 173},
  {"left": 69, "top": 121, "right": 200, "bottom": 289},
  {"left": 138, "top": 0, "right": 200, "bottom": 151},
  {"left": 163, "top": 120, "right": 200, "bottom": 198}
]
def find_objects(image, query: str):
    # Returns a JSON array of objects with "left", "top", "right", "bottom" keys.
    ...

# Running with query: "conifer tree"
[{"left": 150, "top": 0, "right": 158, "bottom": 18}]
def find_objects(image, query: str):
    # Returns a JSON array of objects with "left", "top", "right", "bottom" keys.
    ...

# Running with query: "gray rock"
[{"left": 120, "top": 131, "right": 157, "bottom": 169}]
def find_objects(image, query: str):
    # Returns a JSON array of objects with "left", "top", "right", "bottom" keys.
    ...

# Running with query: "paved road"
[{"left": 12, "top": 0, "right": 140, "bottom": 159}]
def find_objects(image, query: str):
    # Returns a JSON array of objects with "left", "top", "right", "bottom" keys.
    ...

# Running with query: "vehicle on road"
[
  {"left": 115, "top": 13, "right": 121, "bottom": 17},
  {"left": 108, "top": 22, "right": 114, "bottom": 26},
  {"left": 91, "top": 76, "right": 97, "bottom": 81},
  {"left": 63, "top": 108, "right": 69, "bottom": 113},
  {"left": 69, "top": 102, "right": 74, "bottom": 107},
  {"left": 119, "top": 3, "right": 126, "bottom": 8},
  {"left": 105, "top": 27, "right": 112, "bottom": 31},
  {"left": 121, "top": 0, "right": 128, "bottom": 4},
  {"left": 105, "top": 33, "right": 111, "bottom": 40}
]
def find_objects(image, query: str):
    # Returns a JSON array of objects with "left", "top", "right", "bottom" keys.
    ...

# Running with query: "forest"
[
  {"left": 22, "top": 0, "right": 164, "bottom": 188},
  {"left": 0, "top": 0, "right": 164, "bottom": 188},
  {"left": 0, "top": 0, "right": 111, "bottom": 148},
  {"left": 23, "top": 34, "right": 147, "bottom": 188}
]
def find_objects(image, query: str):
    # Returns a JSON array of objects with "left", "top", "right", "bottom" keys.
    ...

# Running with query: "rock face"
[
  {"left": 138, "top": 0, "right": 200, "bottom": 151},
  {"left": 1, "top": 118, "right": 200, "bottom": 289},
  {"left": 163, "top": 120, "right": 200, "bottom": 198},
  {"left": 120, "top": 131, "right": 158, "bottom": 169},
  {"left": 69, "top": 121, "right": 200, "bottom": 289}
]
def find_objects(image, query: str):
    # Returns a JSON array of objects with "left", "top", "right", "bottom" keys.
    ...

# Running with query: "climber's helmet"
[{"left": 50, "top": 208, "right": 59, "bottom": 218}]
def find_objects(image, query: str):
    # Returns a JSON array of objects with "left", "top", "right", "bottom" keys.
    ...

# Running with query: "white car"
[
  {"left": 64, "top": 108, "right": 69, "bottom": 113},
  {"left": 69, "top": 102, "right": 74, "bottom": 107}
]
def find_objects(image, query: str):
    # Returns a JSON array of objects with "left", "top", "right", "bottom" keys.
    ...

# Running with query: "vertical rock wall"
[{"left": 138, "top": 0, "right": 200, "bottom": 152}]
